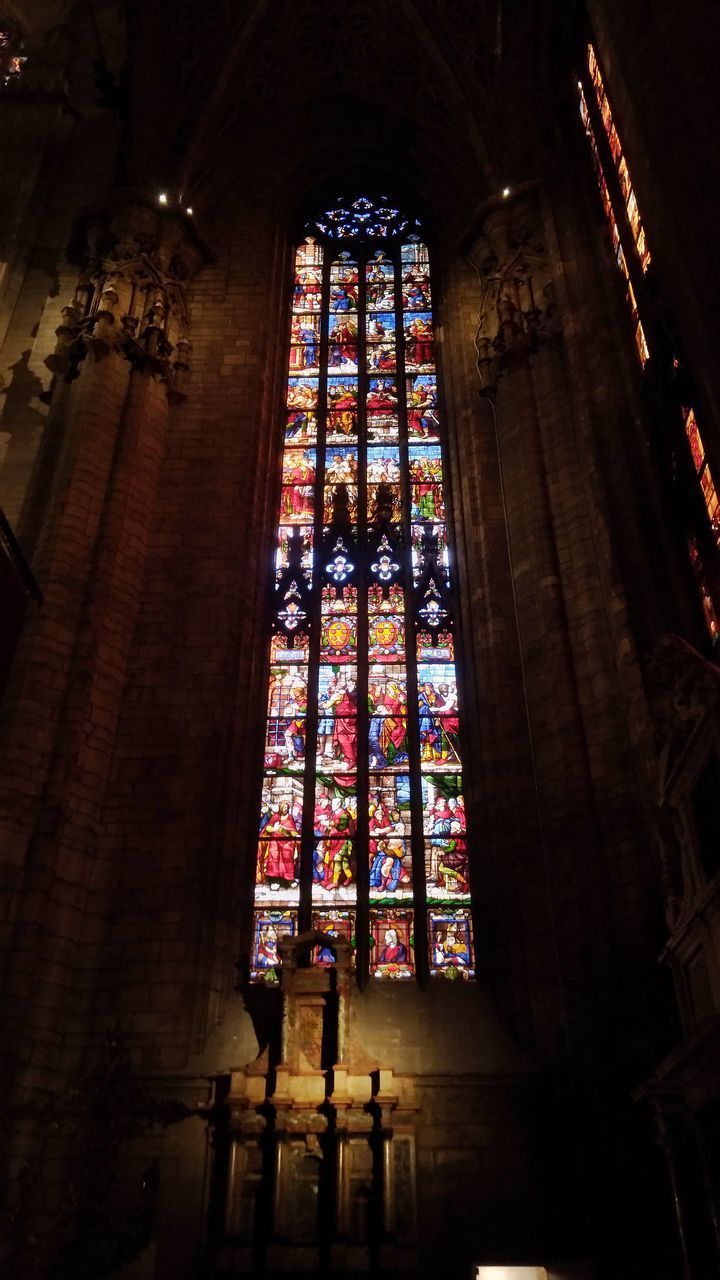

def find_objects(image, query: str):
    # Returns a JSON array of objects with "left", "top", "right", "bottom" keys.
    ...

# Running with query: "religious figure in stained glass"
[{"left": 250, "top": 199, "right": 475, "bottom": 978}]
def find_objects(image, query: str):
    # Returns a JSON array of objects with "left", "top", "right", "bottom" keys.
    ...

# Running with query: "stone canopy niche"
[{"left": 204, "top": 930, "right": 418, "bottom": 1274}]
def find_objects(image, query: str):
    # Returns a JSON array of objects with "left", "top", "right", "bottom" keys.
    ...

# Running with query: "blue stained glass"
[
  {"left": 367, "top": 377, "right": 399, "bottom": 411},
  {"left": 309, "top": 196, "right": 417, "bottom": 241},
  {"left": 330, "top": 252, "right": 359, "bottom": 280},
  {"left": 251, "top": 910, "right": 297, "bottom": 980},
  {"left": 324, "top": 446, "right": 358, "bottom": 482},
  {"left": 409, "top": 443, "right": 443, "bottom": 479},
  {"left": 312, "top": 909, "right": 356, "bottom": 964},
  {"left": 369, "top": 838, "right": 412, "bottom": 897},
  {"left": 367, "top": 446, "right": 401, "bottom": 484},
  {"left": 290, "top": 314, "right": 321, "bottom": 371},
  {"left": 367, "top": 312, "right": 396, "bottom": 340},
  {"left": 285, "top": 408, "right": 318, "bottom": 445}
]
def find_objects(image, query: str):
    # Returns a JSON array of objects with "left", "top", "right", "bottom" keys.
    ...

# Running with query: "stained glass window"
[
  {"left": 251, "top": 198, "right": 474, "bottom": 983},
  {"left": 586, "top": 45, "right": 651, "bottom": 272},
  {"left": 579, "top": 48, "right": 720, "bottom": 642},
  {"left": 578, "top": 78, "right": 649, "bottom": 364},
  {"left": 683, "top": 408, "right": 720, "bottom": 641}
]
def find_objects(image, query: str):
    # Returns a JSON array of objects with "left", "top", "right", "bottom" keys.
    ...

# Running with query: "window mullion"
[{"left": 356, "top": 246, "right": 370, "bottom": 984}]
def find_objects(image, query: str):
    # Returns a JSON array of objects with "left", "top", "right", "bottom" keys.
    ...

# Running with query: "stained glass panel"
[
  {"left": 256, "top": 837, "right": 301, "bottom": 894},
  {"left": 287, "top": 377, "right": 319, "bottom": 410},
  {"left": 322, "top": 583, "right": 357, "bottom": 614},
  {"left": 370, "top": 908, "right": 414, "bottom": 979},
  {"left": 252, "top": 216, "right": 475, "bottom": 980},
  {"left": 406, "top": 376, "right": 440, "bottom": 441},
  {"left": 428, "top": 909, "right": 474, "bottom": 978},
  {"left": 251, "top": 910, "right": 297, "bottom": 981},
  {"left": 290, "top": 315, "right": 321, "bottom": 372},
  {"left": 312, "top": 910, "right": 356, "bottom": 964},
  {"left": 403, "top": 312, "right": 434, "bottom": 372},
  {"left": 285, "top": 408, "right": 318, "bottom": 446},
  {"left": 328, "top": 316, "right": 359, "bottom": 372}
]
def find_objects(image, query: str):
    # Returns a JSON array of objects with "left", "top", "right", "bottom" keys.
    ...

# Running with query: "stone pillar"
[{"left": 0, "top": 197, "right": 211, "bottom": 1234}]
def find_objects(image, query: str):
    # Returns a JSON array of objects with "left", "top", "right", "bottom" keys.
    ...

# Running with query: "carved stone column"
[{"left": 0, "top": 197, "right": 212, "bottom": 1118}]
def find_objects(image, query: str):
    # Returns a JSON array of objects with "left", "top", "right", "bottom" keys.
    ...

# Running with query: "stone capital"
[{"left": 47, "top": 192, "right": 214, "bottom": 398}]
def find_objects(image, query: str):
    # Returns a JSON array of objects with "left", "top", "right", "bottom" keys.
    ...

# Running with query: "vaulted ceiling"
[{"left": 10, "top": 0, "right": 578, "bottom": 235}]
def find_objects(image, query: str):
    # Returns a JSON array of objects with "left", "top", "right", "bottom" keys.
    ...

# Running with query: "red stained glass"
[
  {"left": 404, "top": 313, "right": 435, "bottom": 372},
  {"left": 684, "top": 410, "right": 705, "bottom": 474},
  {"left": 322, "top": 583, "right": 357, "bottom": 615},
  {"left": 578, "top": 79, "right": 650, "bottom": 361},
  {"left": 256, "top": 836, "right": 301, "bottom": 888},
  {"left": 585, "top": 44, "right": 651, "bottom": 272},
  {"left": 370, "top": 908, "right": 414, "bottom": 979}
]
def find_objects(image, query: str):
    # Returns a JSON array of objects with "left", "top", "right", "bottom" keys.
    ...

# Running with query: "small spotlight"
[
  {"left": 502, "top": 186, "right": 511, "bottom": 198},
  {"left": 186, "top": 207, "right": 193, "bottom": 217},
  {"left": 158, "top": 192, "right": 168, "bottom": 205},
  {"left": 577, "top": 79, "right": 583, "bottom": 89}
]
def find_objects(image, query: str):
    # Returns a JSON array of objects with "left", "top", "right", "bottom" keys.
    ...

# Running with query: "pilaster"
[{"left": 0, "top": 198, "right": 212, "bottom": 1111}]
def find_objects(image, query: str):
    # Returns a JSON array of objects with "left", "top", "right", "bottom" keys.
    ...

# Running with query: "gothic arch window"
[
  {"left": 578, "top": 44, "right": 720, "bottom": 642},
  {"left": 251, "top": 196, "right": 474, "bottom": 983},
  {"left": 577, "top": 48, "right": 649, "bottom": 366}
]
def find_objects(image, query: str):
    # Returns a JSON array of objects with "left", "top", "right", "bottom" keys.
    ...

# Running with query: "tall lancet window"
[
  {"left": 251, "top": 197, "right": 474, "bottom": 983},
  {"left": 579, "top": 45, "right": 720, "bottom": 642}
]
